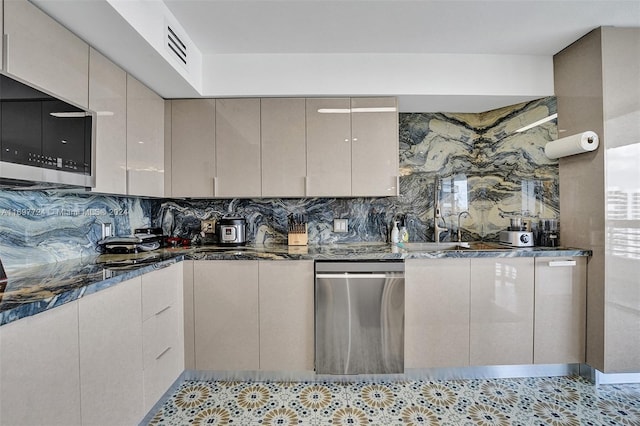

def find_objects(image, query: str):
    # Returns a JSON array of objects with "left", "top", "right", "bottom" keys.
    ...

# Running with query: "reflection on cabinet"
[
  {"left": 534, "top": 257, "right": 587, "bottom": 364},
  {"left": 306, "top": 97, "right": 398, "bottom": 197},
  {"left": 351, "top": 97, "right": 399, "bottom": 196},
  {"left": 258, "top": 260, "right": 314, "bottom": 371},
  {"left": 306, "top": 98, "right": 352, "bottom": 197},
  {"left": 261, "top": 98, "right": 307, "bottom": 197},
  {"left": 0, "top": 0, "right": 3, "bottom": 71},
  {"left": 4, "top": 0, "right": 89, "bottom": 107},
  {"left": 192, "top": 260, "right": 314, "bottom": 372},
  {"left": 193, "top": 261, "right": 260, "bottom": 370},
  {"left": 170, "top": 99, "right": 216, "bottom": 197},
  {"left": 89, "top": 48, "right": 127, "bottom": 194},
  {"left": 142, "top": 263, "right": 185, "bottom": 413},
  {"left": 405, "top": 258, "right": 470, "bottom": 369},
  {"left": 0, "top": 302, "right": 82, "bottom": 426},
  {"left": 79, "top": 277, "right": 144, "bottom": 426},
  {"left": 470, "top": 258, "right": 535, "bottom": 366},
  {"left": 126, "top": 75, "right": 165, "bottom": 197},
  {"left": 215, "top": 98, "right": 261, "bottom": 197}
]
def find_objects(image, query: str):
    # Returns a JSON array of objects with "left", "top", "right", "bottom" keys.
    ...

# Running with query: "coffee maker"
[{"left": 539, "top": 219, "right": 560, "bottom": 247}]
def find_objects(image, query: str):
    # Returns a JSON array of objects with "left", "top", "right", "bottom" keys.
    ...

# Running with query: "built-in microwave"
[{"left": 0, "top": 73, "right": 94, "bottom": 188}]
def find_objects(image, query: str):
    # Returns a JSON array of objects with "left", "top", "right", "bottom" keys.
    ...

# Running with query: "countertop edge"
[{"left": 0, "top": 246, "right": 591, "bottom": 326}]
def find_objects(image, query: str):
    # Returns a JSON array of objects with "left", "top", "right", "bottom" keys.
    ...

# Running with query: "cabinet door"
[
  {"left": 126, "top": 74, "right": 165, "bottom": 197},
  {"left": 4, "top": 0, "right": 89, "bottom": 107},
  {"left": 142, "top": 264, "right": 185, "bottom": 412},
  {"left": 0, "top": 302, "right": 82, "bottom": 426},
  {"left": 258, "top": 260, "right": 314, "bottom": 371},
  {"left": 470, "top": 258, "right": 534, "bottom": 366},
  {"left": 171, "top": 99, "right": 216, "bottom": 197},
  {"left": 306, "top": 98, "right": 352, "bottom": 197},
  {"left": 215, "top": 98, "right": 261, "bottom": 197},
  {"left": 79, "top": 277, "right": 144, "bottom": 426},
  {"left": 351, "top": 97, "right": 399, "bottom": 197},
  {"left": 89, "top": 48, "right": 127, "bottom": 194},
  {"left": 261, "top": 98, "right": 307, "bottom": 197},
  {"left": 534, "top": 257, "right": 587, "bottom": 364},
  {"left": 405, "top": 258, "right": 470, "bottom": 369},
  {"left": 193, "top": 261, "right": 259, "bottom": 370}
]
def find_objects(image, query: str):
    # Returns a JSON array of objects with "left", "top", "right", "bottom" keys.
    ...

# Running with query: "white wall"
[{"left": 203, "top": 53, "right": 554, "bottom": 112}]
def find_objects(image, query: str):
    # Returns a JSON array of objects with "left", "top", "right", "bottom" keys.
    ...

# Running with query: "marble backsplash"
[
  {"left": 0, "top": 191, "right": 154, "bottom": 272},
  {"left": 158, "top": 97, "right": 559, "bottom": 245},
  {"left": 0, "top": 97, "right": 558, "bottom": 271}
]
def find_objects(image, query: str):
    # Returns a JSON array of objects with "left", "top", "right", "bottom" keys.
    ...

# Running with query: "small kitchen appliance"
[
  {"left": 97, "top": 228, "right": 164, "bottom": 254},
  {"left": 539, "top": 219, "right": 560, "bottom": 247},
  {"left": 500, "top": 230, "right": 534, "bottom": 247},
  {"left": 216, "top": 215, "right": 247, "bottom": 246}
]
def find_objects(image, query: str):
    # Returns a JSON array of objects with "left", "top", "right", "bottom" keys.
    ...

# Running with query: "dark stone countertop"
[{"left": 0, "top": 242, "right": 591, "bottom": 326}]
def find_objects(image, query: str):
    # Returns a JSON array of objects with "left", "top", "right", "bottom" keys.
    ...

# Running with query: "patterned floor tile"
[{"left": 144, "top": 376, "right": 640, "bottom": 426}]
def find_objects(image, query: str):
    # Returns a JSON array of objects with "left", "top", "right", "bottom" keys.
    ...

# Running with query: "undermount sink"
[
  {"left": 396, "top": 242, "right": 467, "bottom": 251},
  {"left": 396, "top": 241, "right": 512, "bottom": 251}
]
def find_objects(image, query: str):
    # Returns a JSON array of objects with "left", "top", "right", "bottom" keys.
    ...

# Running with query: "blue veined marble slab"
[
  {"left": 0, "top": 243, "right": 591, "bottom": 326},
  {"left": 157, "top": 97, "right": 559, "bottom": 245}
]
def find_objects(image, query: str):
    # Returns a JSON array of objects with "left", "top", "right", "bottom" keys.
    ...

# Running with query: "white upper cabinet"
[
  {"left": 4, "top": 0, "right": 89, "bottom": 108},
  {"left": 351, "top": 97, "right": 399, "bottom": 197},
  {"left": 170, "top": 99, "right": 216, "bottom": 197},
  {"left": 126, "top": 75, "right": 165, "bottom": 197},
  {"left": 215, "top": 98, "right": 262, "bottom": 198},
  {"left": 261, "top": 98, "right": 307, "bottom": 197},
  {"left": 306, "top": 98, "right": 352, "bottom": 197},
  {"left": 89, "top": 48, "right": 127, "bottom": 195}
]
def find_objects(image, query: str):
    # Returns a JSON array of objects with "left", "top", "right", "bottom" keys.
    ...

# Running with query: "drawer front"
[{"left": 142, "top": 266, "right": 179, "bottom": 321}]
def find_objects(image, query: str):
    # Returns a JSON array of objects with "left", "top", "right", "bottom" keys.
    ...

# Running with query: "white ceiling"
[
  {"left": 163, "top": 0, "right": 639, "bottom": 55},
  {"left": 31, "top": 0, "right": 640, "bottom": 112}
]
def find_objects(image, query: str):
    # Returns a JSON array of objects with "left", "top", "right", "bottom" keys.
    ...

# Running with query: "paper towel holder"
[{"left": 544, "top": 130, "right": 599, "bottom": 159}]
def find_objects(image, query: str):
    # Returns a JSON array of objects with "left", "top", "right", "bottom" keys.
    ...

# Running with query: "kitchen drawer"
[
  {"left": 142, "top": 265, "right": 180, "bottom": 321},
  {"left": 142, "top": 300, "right": 184, "bottom": 412}
]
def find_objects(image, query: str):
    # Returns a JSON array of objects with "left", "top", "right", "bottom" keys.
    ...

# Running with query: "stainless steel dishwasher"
[{"left": 315, "top": 261, "right": 405, "bottom": 375}]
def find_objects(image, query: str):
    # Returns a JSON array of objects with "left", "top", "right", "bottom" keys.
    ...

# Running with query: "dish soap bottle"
[
  {"left": 391, "top": 221, "right": 400, "bottom": 243},
  {"left": 399, "top": 225, "right": 409, "bottom": 242}
]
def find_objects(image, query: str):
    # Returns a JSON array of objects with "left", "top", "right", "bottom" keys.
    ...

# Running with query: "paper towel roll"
[{"left": 544, "top": 131, "right": 599, "bottom": 159}]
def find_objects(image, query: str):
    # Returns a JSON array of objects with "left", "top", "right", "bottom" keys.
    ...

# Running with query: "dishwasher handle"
[{"left": 316, "top": 273, "right": 404, "bottom": 279}]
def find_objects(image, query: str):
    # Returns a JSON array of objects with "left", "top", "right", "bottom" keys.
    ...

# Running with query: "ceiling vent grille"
[{"left": 166, "top": 25, "right": 187, "bottom": 68}]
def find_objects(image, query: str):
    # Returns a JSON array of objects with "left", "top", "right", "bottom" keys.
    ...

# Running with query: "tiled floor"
[{"left": 145, "top": 376, "right": 640, "bottom": 425}]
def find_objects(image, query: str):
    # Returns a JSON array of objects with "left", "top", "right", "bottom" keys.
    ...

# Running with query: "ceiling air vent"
[{"left": 166, "top": 25, "right": 187, "bottom": 68}]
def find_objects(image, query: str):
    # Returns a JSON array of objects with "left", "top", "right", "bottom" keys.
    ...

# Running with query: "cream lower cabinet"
[
  {"left": 0, "top": 302, "right": 82, "bottom": 426},
  {"left": 89, "top": 48, "right": 127, "bottom": 194},
  {"left": 534, "top": 257, "right": 587, "bottom": 364},
  {"left": 78, "top": 277, "right": 144, "bottom": 426},
  {"left": 405, "top": 258, "right": 471, "bottom": 369},
  {"left": 4, "top": 0, "right": 89, "bottom": 107},
  {"left": 192, "top": 260, "right": 314, "bottom": 371},
  {"left": 470, "top": 258, "right": 535, "bottom": 366},
  {"left": 142, "top": 263, "right": 185, "bottom": 413},
  {"left": 193, "top": 260, "right": 260, "bottom": 370},
  {"left": 258, "top": 260, "right": 314, "bottom": 371}
]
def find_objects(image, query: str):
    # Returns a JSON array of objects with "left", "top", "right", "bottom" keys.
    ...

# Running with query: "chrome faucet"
[
  {"left": 433, "top": 177, "right": 448, "bottom": 242},
  {"left": 457, "top": 211, "right": 470, "bottom": 242}
]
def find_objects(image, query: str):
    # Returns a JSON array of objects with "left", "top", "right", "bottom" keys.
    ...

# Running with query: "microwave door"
[{"left": 42, "top": 100, "right": 88, "bottom": 173}]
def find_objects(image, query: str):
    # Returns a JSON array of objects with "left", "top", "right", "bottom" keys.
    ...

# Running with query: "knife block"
[{"left": 288, "top": 224, "right": 308, "bottom": 246}]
